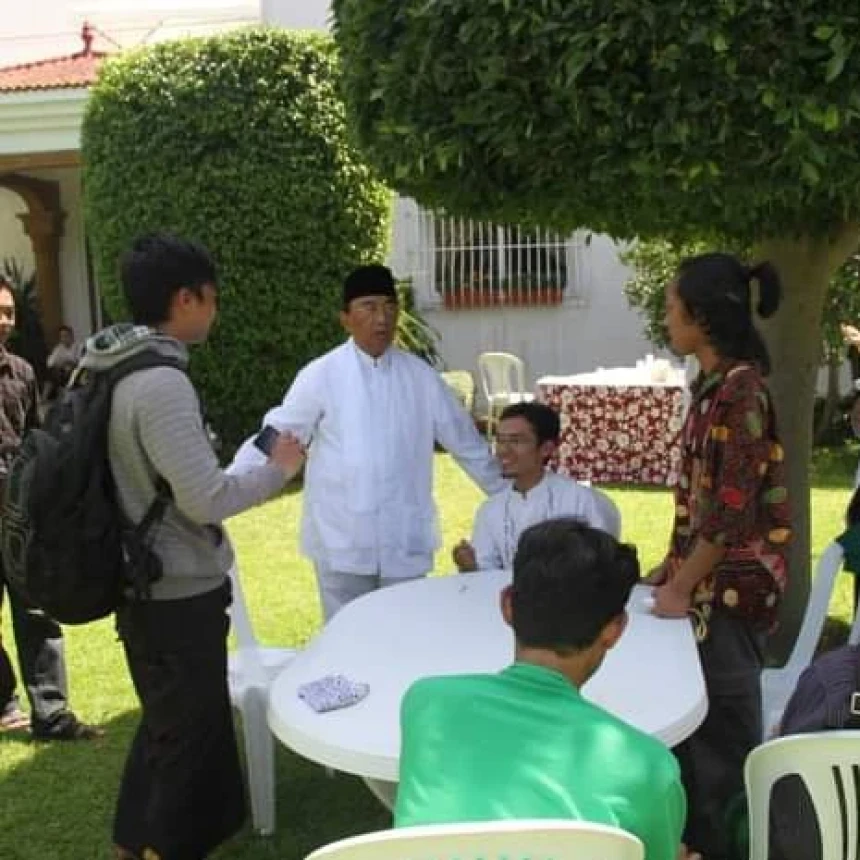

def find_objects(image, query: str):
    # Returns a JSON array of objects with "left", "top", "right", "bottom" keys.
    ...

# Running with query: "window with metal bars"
[{"left": 396, "top": 201, "right": 588, "bottom": 310}]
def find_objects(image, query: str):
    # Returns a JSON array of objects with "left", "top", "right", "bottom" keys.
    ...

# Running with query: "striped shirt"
[{"left": 82, "top": 328, "right": 287, "bottom": 601}]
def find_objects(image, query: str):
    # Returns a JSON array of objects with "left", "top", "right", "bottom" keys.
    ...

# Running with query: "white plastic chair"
[
  {"left": 745, "top": 731, "right": 860, "bottom": 860},
  {"left": 760, "top": 542, "right": 860, "bottom": 738},
  {"left": 227, "top": 565, "right": 296, "bottom": 835},
  {"left": 305, "top": 819, "right": 644, "bottom": 860},
  {"left": 477, "top": 352, "right": 535, "bottom": 438}
]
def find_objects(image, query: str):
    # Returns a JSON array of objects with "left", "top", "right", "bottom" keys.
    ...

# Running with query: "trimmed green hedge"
[{"left": 82, "top": 28, "right": 390, "bottom": 452}]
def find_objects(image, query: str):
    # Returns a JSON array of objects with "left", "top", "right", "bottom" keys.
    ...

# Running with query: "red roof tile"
[{"left": 0, "top": 24, "right": 111, "bottom": 93}]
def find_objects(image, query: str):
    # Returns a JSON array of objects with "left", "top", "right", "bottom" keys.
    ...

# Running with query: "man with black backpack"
[
  {"left": 0, "top": 274, "right": 100, "bottom": 740},
  {"left": 77, "top": 234, "right": 304, "bottom": 860}
]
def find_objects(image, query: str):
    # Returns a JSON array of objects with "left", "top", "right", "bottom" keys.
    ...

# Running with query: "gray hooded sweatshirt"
[{"left": 81, "top": 325, "right": 286, "bottom": 600}]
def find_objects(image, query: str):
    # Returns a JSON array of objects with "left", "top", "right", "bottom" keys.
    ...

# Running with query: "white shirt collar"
[
  {"left": 510, "top": 470, "right": 552, "bottom": 502},
  {"left": 351, "top": 338, "right": 393, "bottom": 370}
]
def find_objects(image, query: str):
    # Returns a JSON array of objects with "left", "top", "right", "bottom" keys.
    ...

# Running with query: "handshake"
[{"left": 253, "top": 425, "right": 306, "bottom": 476}]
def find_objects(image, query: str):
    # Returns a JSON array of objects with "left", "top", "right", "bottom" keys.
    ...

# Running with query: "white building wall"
[
  {"left": 261, "top": 0, "right": 328, "bottom": 29},
  {"left": 391, "top": 220, "right": 659, "bottom": 385},
  {"left": 0, "top": 188, "right": 35, "bottom": 272},
  {"left": 0, "top": 167, "right": 93, "bottom": 339},
  {"left": 28, "top": 166, "right": 92, "bottom": 337}
]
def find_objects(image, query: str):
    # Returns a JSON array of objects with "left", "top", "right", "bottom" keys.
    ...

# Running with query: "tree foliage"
[
  {"left": 823, "top": 255, "right": 860, "bottom": 360},
  {"left": 623, "top": 240, "right": 860, "bottom": 362},
  {"left": 396, "top": 280, "right": 442, "bottom": 368},
  {"left": 333, "top": 0, "right": 860, "bottom": 242},
  {"left": 82, "top": 29, "right": 391, "bottom": 452}
]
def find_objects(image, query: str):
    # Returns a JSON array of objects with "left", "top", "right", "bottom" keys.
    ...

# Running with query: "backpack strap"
[
  {"left": 124, "top": 476, "right": 173, "bottom": 602},
  {"left": 103, "top": 350, "right": 185, "bottom": 536},
  {"left": 135, "top": 476, "right": 172, "bottom": 540},
  {"left": 99, "top": 352, "right": 185, "bottom": 601},
  {"left": 103, "top": 351, "right": 187, "bottom": 389}
]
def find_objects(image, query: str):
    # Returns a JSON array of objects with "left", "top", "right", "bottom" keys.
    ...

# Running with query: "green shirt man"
[{"left": 396, "top": 662, "right": 686, "bottom": 860}]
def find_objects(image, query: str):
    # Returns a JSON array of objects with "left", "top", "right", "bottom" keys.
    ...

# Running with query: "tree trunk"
[
  {"left": 756, "top": 229, "right": 859, "bottom": 661},
  {"left": 813, "top": 352, "right": 842, "bottom": 446}
]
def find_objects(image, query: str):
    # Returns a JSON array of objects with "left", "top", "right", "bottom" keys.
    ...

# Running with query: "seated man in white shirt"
[{"left": 453, "top": 402, "right": 620, "bottom": 572}]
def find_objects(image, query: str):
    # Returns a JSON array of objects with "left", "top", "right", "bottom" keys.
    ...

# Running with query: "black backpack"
[{"left": 1, "top": 351, "right": 181, "bottom": 624}]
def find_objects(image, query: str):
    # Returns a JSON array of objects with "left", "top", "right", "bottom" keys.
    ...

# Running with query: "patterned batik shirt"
[
  {"left": 667, "top": 360, "right": 791, "bottom": 628},
  {"left": 0, "top": 347, "right": 38, "bottom": 481}
]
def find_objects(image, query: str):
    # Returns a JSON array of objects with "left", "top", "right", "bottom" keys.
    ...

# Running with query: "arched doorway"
[{"left": 0, "top": 173, "right": 65, "bottom": 343}]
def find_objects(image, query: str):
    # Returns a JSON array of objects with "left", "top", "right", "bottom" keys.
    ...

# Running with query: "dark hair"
[
  {"left": 58, "top": 325, "right": 73, "bottom": 336},
  {"left": 676, "top": 252, "right": 781, "bottom": 375},
  {"left": 499, "top": 402, "right": 560, "bottom": 445},
  {"left": 510, "top": 518, "right": 639, "bottom": 654},
  {"left": 0, "top": 274, "right": 12, "bottom": 296},
  {"left": 120, "top": 232, "right": 217, "bottom": 326}
]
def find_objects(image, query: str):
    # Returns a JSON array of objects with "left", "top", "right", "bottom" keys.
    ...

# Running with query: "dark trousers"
[
  {"left": 674, "top": 610, "right": 765, "bottom": 860},
  {"left": 0, "top": 559, "right": 69, "bottom": 729},
  {"left": 113, "top": 582, "right": 246, "bottom": 860}
]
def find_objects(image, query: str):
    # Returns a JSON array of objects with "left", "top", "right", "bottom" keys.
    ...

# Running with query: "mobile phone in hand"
[{"left": 253, "top": 425, "right": 280, "bottom": 457}]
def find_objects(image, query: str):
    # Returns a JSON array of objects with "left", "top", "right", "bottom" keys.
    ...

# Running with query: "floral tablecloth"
[{"left": 537, "top": 380, "right": 685, "bottom": 485}]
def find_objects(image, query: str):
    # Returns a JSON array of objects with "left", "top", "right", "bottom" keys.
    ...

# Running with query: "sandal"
[
  {"left": 31, "top": 712, "right": 104, "bottom": 741},
  {"left": 0, "top": 705, "right": 30, "bottom": 732}
]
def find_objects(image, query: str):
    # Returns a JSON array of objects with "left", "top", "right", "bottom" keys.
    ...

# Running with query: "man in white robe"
[
  {"left": 453, "top": 402, "right": 620, "bottom": 572},
  {"left": 231, "top": 265, "right": 504, "bottom": 620}
]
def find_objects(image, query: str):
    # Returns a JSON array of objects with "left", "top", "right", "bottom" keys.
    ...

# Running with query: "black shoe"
[{"left": 31, "top": 712, "right": 105, "bottom": 742}]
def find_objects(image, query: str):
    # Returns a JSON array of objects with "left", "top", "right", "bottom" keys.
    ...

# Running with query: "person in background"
[
  {"left": 398, "top": 518, "right": 698, "bottom": 860},
  {"left": 44, "top": 324, "right": 81, "bottom": 398},
  {"left": 230, "top": 264, "right": 504, "bottom": 622},
  {"left": 651, "top": 252, "right": 791, "bottom": 860},
  {"left": 0, "top": 276, "right": 100, "bottom": 740},
  {"left": 453, "top": 402, "right": 619, "bottom": 572},
  {"left": 47, "top": 325, "right": 81, "bottom": 376}
]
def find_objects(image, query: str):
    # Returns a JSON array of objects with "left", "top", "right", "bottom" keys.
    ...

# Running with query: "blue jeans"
[{"left": 0, "top": 563, "right": 70, "bottom": 731}]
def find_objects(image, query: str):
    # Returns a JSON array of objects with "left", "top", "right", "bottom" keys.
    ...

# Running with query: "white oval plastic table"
[{"left": 268, "top": 571, "right": 707, "bottom": 782}]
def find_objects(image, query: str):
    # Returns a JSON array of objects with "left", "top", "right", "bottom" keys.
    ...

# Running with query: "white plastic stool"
[{"left": 227, "top": 565, "right": 296, "bottom": 835}]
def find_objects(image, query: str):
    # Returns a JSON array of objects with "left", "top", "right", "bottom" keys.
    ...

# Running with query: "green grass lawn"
[{"left": 1, "top": 448, "right": 857, "bottom": 860}]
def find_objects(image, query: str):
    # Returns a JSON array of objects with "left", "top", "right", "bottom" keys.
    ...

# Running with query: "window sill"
[{"left": 441, "top": 287, "right": 565, "bottom": 310}]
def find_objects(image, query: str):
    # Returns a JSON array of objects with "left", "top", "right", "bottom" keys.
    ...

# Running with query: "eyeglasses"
[
  {"left": 351, "top": 299, "right": 398, "bottom": 319},
  {"left": 494, "top": 434, "right": 537, "bottom": 450}
]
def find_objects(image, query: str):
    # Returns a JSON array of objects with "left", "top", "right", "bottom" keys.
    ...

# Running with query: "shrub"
[
  {"left": 439, "top": 370, "right": 475, "bottom": 413},
  {"left": 396, "top": 279, "right": 442, "bottom": 368},
  {"left": 82, "top": 28, "right": 391, "bottom": 452}
]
